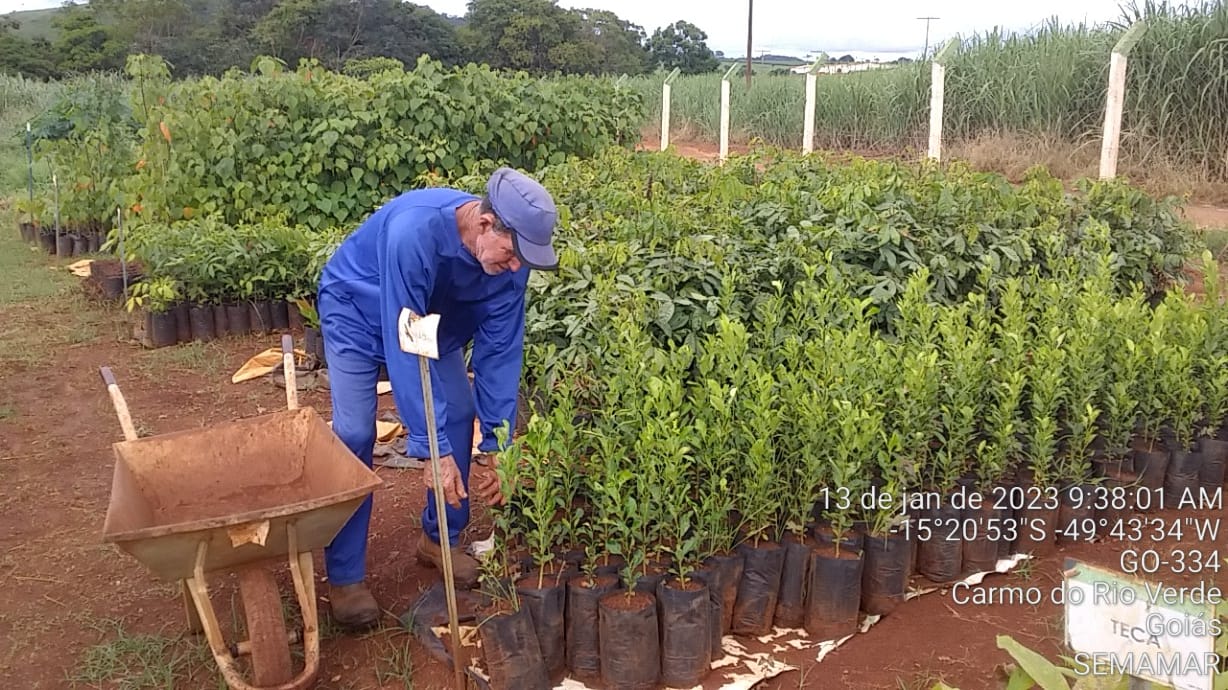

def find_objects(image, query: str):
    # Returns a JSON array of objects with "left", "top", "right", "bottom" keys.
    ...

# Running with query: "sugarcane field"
[{"left": 1, "top": 1, "right": 1226, "bottom": 689}]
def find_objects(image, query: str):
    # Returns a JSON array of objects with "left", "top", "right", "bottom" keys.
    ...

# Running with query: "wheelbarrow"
[{"left": 99, "top": 334, "right": 382, "bottom": 690}]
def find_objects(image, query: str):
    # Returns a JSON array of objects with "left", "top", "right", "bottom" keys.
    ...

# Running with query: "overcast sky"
[{"left": 2, "top": 0, "right": 1140, "bottom": 59}]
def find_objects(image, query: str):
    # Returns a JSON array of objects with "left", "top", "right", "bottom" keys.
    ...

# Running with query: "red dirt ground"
[
  {"left": 4, "top": 261, "right": 1225, "bottom": 690},
  {"left": 2, "top": 151, "right": 1227, "bottom": 688}
]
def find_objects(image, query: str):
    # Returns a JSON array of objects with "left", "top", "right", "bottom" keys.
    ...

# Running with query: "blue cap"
[{"left": 486, "top": 167, "right": 559, "bottom": 271}]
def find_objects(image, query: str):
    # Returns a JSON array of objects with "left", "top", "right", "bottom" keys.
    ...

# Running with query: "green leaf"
[
  {"left": 995, "top": 635, "right": 1071, "bottom": 690},
  {"left": 1005, "top": 668, "right": 1037, "bottom": 690}
]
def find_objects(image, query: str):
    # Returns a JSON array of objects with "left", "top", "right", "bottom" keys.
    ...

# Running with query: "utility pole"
[
  {"left": 917, "top": 16, "right": 939, "bottom": 58},
  {"left": 746, "top": 0, "right": 753, "bottom": 88}
]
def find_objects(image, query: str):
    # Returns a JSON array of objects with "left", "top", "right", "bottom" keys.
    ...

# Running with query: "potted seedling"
[
  {"left": 692, "top": 461, "right": 738, "bottom": 655},
  {"left": 629, "top": 406, "right": 670, "bottom": 593},
  {"left": 14, "top": 196, "right": 45, "bottom": 244},
  {"left": 586, "top": 421, "right": 631, "bottom": 578},
  {"left": 891, "top": 268, "right": 942, "bottom": 510},
  {"left": 770, "top": 339, "right": 825, "bottom": 631},
  {"left": 543, "top": 381, "right": 584, "bottom": 569},
  {"left": 1053, "top": 280, "right": 1108, "bottom": 544},
  {"left": 584, "top": 315, "right": 662, "bottom": 688},
  {"left": 1019, "top": 288, "right": 1067, "bottom": 555},
  {"left": 295, "top": 298, "right": 325, "bottom": 366},
  {"left": 511, "top": 414, "right": 567, "bottom": 682},
  {"left": 258, "top": 221, "right": 299, "bottom": 331},
  {"left": 1130, "top": 300, "right": 1174, "bottom": 506},
  {"left": 1094, "top": 287, "right": 1149, "bottom": 523},
  {"left": 729, "top": 366, "right": 786, "bottom": 637},
  {"left": 968, "top": 275, "right": 1030, "bottom": 560},
  {"left": 1158, "top": 291, "right": 1206, "bottom": 508},
  {"left": 857, "top": 334, "right": 914, "bottom": 617},
  {"left": 929, "top": 296, "right": 993, "bottom": 576},
  {"left": 126, "top": 276, "right": 180, "bottom": 348},
  {"left": 230, "top": 233, "right": 272, "bottom": 336},
  {"left": 796, "top": 337, "right": 865, "bottom": 642},
  {"left": 241, "top": 222, "right": 288, "bottom": 334},
  {"left": 564, "top": 529, "right": 618, "bottom": 683},
  {"left": 1099, "top": 286, "right": 1148, "bottom": 471},
  {"left": 1194, "top": 261, "right": 1228, "bottom": 489},
  {"left": 476, "top": 423, "right": 550, "bottom": 690},
  {"left": 689, "top": 319, "right": 746, "bottom": 643},
  {"left": 639, "top": 362, "right": 711, "bottom": 688},
  {"left": 594, "top": 442, "right": 660, "bottom": 690},
  {"left": 819, "top": 322, "right": 883, "bottom": 610},
  {"left": 183, "top": 275, "right": 217, "bottom": 343}
]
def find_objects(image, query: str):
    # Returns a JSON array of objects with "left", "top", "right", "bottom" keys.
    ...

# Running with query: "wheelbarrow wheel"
[{"left": 238, "top": 567, "right": 294, "bottom": 686}]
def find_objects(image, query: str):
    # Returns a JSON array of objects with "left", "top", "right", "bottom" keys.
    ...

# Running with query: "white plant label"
[
  {"left": 398, "top": 308, "right": 440, "bottom": 360},
  {"left": 1063, "top": 558, "right": 1220, "bottom": 690}
]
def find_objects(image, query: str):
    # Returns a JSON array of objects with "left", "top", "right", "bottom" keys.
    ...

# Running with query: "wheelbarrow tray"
[{"left": 102, "top": 406, "right": 381, "bottom": 582}]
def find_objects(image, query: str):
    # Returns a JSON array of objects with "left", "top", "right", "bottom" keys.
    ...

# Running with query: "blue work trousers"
[{"left": 319, "top": 289, "right": 475, "bottom": 586}]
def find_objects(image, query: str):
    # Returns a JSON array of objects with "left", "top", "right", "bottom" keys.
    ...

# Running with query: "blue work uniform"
[{"left": 316, "top": 188, "right": 528, "bottom": 587}]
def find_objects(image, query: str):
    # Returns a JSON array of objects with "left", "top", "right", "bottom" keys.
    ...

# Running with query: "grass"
[
  {"left": 0, "top": 74, "right": 64, "bottom": 195},
  {"left": 894, "top": 670, "right": 951, "bottom": 690},
  {"left": 1012, "top": 557, "right": 1036, "bottom": 581},
  {"left": 4, "top": 7, "right": 65, "bottom": 41},
  {"left": 0, "top": 214, "right": 74, "bottom": 306},
  {"left": 630, "top": 0, "right": 1228, "bottom": 183},
  {"left": 1202, "top": 229, "right": 1228, "bottom": 261},
  {"left": 373, "top": 631, "right": 416, "bottom": 689},
  {"left": 0, "top": 203, "right": 126, "bottom": 368},
  {"left": 130, "top": 340, "right": 230, "bottom": 378},
  {"left": 68, "top": 617, "right": 221, "bottom": 690},
  {"left": 0, "top": 403, "right": 15, "bottom": 420}
]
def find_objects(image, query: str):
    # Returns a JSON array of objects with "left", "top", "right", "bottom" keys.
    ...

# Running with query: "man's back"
[
  {"left": 321, "top": 188, "right": 478, "bottom": 289},
  {"left": 317, "top": 187, "right": 528, "bottom": 355}
]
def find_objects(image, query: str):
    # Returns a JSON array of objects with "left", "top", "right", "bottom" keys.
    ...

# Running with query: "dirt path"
[
  {"left": 0, "top": 235, "right": 472, "bottom": 689},
  {"left": 1, "top": 218, "right": 1223, "bottom": 690},
  {"left": 1183, "top": 204, "right": 1228, "bottom": 231}
]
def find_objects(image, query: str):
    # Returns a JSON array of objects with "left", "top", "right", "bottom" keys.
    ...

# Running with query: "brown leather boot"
[
  {"left": 328, "top": 582, "right": 381, "bottom": 630},
  {"left": 416, "top": 533, "right": 479, "bottom": 589}
]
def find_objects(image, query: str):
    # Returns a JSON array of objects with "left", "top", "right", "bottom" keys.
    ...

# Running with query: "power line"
[{"left": 917, "top": 16, "right": 940, "bottom": 58}]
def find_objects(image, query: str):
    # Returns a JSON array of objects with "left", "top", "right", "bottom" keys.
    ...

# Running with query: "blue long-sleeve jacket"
[{"left": 318, "top": 188, "right": 529, "bottom": 457}]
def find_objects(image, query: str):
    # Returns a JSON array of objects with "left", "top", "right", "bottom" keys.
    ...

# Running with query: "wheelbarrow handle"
[
  {"left": 98, "top": 366, "right": 139, "bottom": 442},
  {"left": 281, "top": 334, "right": 299, "bottom": 412}
]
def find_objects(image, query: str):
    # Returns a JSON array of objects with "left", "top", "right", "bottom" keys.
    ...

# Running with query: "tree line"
[{"left": 0, "top": 0, "right": 723, "bottom": 80}]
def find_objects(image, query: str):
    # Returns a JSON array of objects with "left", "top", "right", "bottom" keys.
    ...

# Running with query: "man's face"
[{"left": 475, "top": 213, "right": 521, "bottom": 275}]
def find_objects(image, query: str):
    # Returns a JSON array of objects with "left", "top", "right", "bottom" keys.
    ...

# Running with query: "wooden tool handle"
[
  {"left": 99, "top": 366, "right": 138, "bottom": 442},
  {"left": 281, "top": 334, "right": 299, "bottom": 411}
]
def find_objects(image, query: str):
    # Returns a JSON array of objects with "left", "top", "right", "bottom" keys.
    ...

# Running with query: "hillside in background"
[
  {"left": 0, "top": 0, "right": 727, "bottom": 80},
  {"left": 723, "top": 53, "right": 808, "bottom": 65},
  {"left": 3, "top": 7, "right": 68, "bottom": 41}
]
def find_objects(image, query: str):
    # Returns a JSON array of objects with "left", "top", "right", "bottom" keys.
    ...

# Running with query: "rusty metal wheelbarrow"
[{"left": 99, "top": 335, "right": 382, "bottom": 690}]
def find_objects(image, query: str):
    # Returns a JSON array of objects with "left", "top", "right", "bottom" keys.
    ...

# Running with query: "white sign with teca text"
[{"left": 1063, "top": 559, "right": 1221, "bottom": 690}]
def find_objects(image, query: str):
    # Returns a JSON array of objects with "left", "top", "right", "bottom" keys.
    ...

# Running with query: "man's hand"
[
  {"left": 472, "top": 453, "right": 506, "bottom": 506},
  {"left": 423, "top": 453, "right": 467, "bottom": 508}
]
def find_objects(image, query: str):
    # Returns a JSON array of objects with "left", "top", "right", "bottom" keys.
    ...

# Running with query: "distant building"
[{"left": 790, "top": 61, "right": 896, "bottom": 75}]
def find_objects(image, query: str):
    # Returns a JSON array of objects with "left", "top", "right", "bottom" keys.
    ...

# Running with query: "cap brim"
[{"left": 512, "top": 231, "right": 559, "bottom": 271}]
